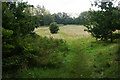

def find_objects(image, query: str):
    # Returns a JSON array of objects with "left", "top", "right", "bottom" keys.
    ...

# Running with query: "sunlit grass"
[{"left": 34, "top": 25, "right": 90, "bottom": 40}]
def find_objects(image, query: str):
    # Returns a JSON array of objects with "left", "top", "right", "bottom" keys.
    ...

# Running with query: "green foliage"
[
  {"left": 92, "top": 44, "right": 119, "bottom": 78},
  {"left": 27, "top": 35, "right": 68, "bottom": 67},
  {"left": 74, "top": 11, "right": 90, "bottom": 25},
  {"left": 2, "top": 28, "right": 14, "bottom": 56},
  {"left": 84, "top": 1, "right": 120, "bottom": 42},
  {"left": 2, "top": 2, "right": 68, "bottom": 74},
  {"left": 24, "top": 6, "right": 94, "bottom": 26},
  {"left": 16, "top": 36, "right": 119, "bottom": 78},
  {"left": 2, "top": 2, "right": 39, "bottom": 36},
  {"left": 35, "top": 5, "right": 53, "bottom": 26},
  {"left": 2, "top": 2, "right": 39, "bottom": 72},
  {"left": 52, "top": 12, "right": 91, "bottom": 25},
  {"left": 49, "top": 22, "right": 59, "bottom": 34},
  {"left": 52, "top": 12, "right": 74, "bottom": 25},
  {"left": 2, "top": 3, "right": 69, "bottom": 77},
  {"left": 3, "top": 34, "right": 68, "bottom": 78}
]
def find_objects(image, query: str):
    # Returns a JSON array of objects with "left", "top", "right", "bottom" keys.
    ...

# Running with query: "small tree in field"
[{"left": 49, "top": 22, "right": 59, "bottom": 34}]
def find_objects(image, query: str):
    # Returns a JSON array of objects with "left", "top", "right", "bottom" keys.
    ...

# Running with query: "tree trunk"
[{"left": 110, "top": 32, "right": 113, "bottom": 43}]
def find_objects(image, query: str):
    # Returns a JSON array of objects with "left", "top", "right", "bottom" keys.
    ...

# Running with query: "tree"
[
  {"left": 52, "top": 12, "right": 74, "bottom": 25},
  {"left": 2, "top": 2, "right": 39, "bottom": 71},
  {"left": 74, "top": 11, "right": 90, "bottom": 25},
  {"left": 2, "top": 2, "right": 69, "bottom": 76},
  {"left": 2, "top": 2, "right": 39, "bottom": 36},
  {"left": 84, "top": 0, "right": 120, "bottom": 42},
  {"left": 35, "top": 5, "right": 53, "bottom": 26},
  {"left": 49, "top": 22, "right": 59, "bottom": 34}
]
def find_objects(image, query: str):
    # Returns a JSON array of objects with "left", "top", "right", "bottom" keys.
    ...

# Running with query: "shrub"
[
  {"left": 29, "top": 36, "right": 68, "bottom": 67},
  {"left": 49, "top": 22, "right": 59, "bottom": 34},
  {"left": 3, "top": 33, "right": 69, "bottom": 75}
]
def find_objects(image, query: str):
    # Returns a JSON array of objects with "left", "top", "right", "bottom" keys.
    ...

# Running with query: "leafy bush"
[
  {"left": 28, "top": 35, "right": 68, "bottom": 67},
  {"left": 49, "top": 22, "right": 59, "bottom": 34},
  {"left": 3, "top": 33, "right": 68, "bottom": 74}
]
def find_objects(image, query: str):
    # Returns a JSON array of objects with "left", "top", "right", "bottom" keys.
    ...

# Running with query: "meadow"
[
  {"left": 16, "top": 25, "right": 119, "bottom": 78},
  {"left": 34, "top": 25, "right": 90, "bottom": 40}
]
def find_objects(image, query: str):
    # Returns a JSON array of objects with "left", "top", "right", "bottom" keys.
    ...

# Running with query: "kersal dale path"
[{"left": 19, "top": 25, "right": 119, "bottom": 78}]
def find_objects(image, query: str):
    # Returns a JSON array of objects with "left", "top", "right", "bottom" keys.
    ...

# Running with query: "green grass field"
[{"left": 18, "top": 25, "right": 119, "bottom": 78}]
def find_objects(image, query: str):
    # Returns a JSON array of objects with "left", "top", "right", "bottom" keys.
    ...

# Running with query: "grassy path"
[{"left": 66, "top": 39, "right": 92, "bottom": 78}]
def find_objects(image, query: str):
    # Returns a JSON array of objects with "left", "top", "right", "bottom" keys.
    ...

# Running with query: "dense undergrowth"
[{"left": 3, "top": 33, "right": 68, "bottom": 78}]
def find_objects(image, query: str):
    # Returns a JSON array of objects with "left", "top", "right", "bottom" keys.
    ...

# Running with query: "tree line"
[{"left": 26, "top": 5, "right": 88, "bottom": 26}]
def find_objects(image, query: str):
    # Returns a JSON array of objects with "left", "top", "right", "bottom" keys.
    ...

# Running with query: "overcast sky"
[
  {"left": 22, "top": 0, "right": 120, "bottom": 17},
  {"left": 23, "top": 0, "right": 93, "bottom": 17}
]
